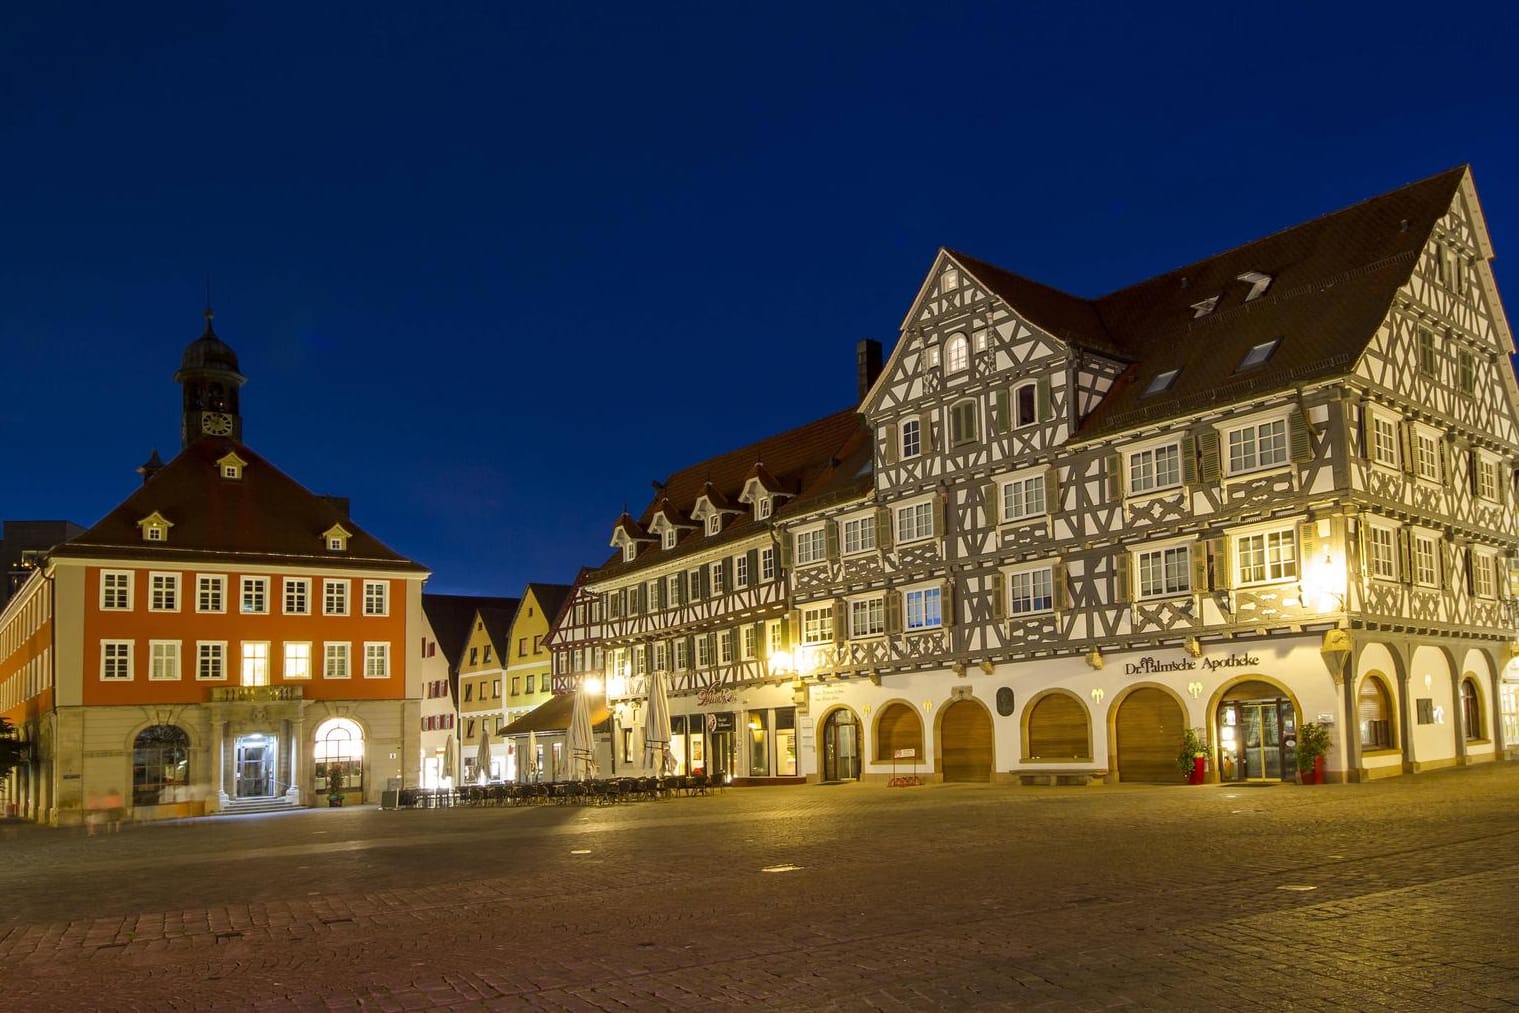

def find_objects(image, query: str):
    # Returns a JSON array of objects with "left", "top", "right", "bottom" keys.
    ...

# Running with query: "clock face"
[{"left": 201, "top": 412, "right": 234, "bottom": 436}]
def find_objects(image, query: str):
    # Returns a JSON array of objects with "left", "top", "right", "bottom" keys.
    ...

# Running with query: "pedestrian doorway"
[
  {"left": 820, "top": 708, "right": 861, "bottom": 782},
  {"left": 234, "top": 734, "right": 277, "bottom": 798},
  {"left": 1217, "top": 685, "right": 1297, "bottom": 782}
]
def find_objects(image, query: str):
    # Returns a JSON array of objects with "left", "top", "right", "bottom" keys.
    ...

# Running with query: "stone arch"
[
  {"left": 1459, "top": 672, "right": 1489, "bottom": 742},
  {"left": 934, "top": 695, "right": 995, "bottom": 783},
  {"left": 1020, "top": 688, "right": 1092, "bottom": 761},
  {"left": 1354, "top": 670, "right": 1399, "bottom": 753},
  {"left": 1205, "top": 674, "right": 1305, "bottom": 782},
  {"left": 872, "top": 698, "right": 924, "bottom": 763},
  {"left": 816, "top": 705, "right": 864, "bottom": 782},
  {"left": 314, "top": 716, "right": 368, "bottom": 797}
]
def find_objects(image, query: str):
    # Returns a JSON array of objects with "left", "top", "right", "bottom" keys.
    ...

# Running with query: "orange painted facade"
[
  {"left": 80, "top": 566, "right": 408, "bottom": 706},
  {"left": 0, "top": 577, "right": 52, "bottom": 726}
]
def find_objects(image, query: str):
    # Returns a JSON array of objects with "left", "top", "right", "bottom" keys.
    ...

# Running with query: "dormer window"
[
  {"left": 757, "top": 497, "right": 772, "bottom": 520},
  {"left": 942, "top": 267, "right": 959, "bottom": 291},
  {"left": 137, "top": 511, "right": 173, "bottom": 543},
  {"left": 1236, "top": 338, "right": 1280, "bottom": 372},
  {"left": 217, "top": 451, "right": 247, "bottom": 480},
  {"left": 623, "top": 542, "right": 636, "bottom": 562},
  {"left": 1143, "top": 369, "right": 1181, "bottom": 398},
  {"left": 706, "top": 514, "right": 721, "bottom": 536},
  {"left": 1237, "top": 271, "right": 1272, "bottom": 301},
  {"left": 663, "top": 529, "right": 677, "bottom": 550},
  {"left": 323, "top": 524, "right": 352, "bottom": 552}
]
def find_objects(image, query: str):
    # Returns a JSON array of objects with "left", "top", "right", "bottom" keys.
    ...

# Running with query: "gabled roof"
[
  {"left": 478, "top": 604, "right": 521, "bottom": 653},
  {"left": 587, "top": 408, "right": 866, "bottom": 580},
  {"left": 423, "top": 593, "right": 520, "bottom": 669},
  {"left": 944, "top": 249, "right": 1125, "bottom": 358},
  {"left": 525, "top": 583, "right": 574, "bottom": 628},
  {"left": 51, "top": 437, "right": 427, "bottom": 572},
  {"left": 500, "top": 691, "right": 611, "bottom": 736}
]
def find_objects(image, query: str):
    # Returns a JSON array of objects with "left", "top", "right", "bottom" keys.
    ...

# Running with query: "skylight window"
[
  {"left": 1190, "top": 296, "right": 1220, "bottom": 318},
  {"left": 1142, "top": 369, "right": 1181, "bottom": 398},
  {"left": 1236, "top": 338, "right": 1281, "bottom": 372},
  {"left": 1237, "top": 271, "right": 1273, "bottom": 301}
]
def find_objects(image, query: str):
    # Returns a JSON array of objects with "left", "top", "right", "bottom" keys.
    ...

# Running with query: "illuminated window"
[{"left": 1236, "top": 530, "right": 1297, "bottom": 585}]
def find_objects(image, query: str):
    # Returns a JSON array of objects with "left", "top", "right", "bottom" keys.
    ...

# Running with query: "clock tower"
[{"left": 173, "top": 307, "right": 247, "bottom": 449}]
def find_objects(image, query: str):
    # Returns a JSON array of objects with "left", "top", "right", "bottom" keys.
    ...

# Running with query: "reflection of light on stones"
[
  {"left": 1277, "top": 884, "right": 1317, "bottom": 891},
  {"left": 570, "top": 849, "right": 592, "bottom": 855},
  {"left": 761, "top": 864, "right": 802, "bottom": 873}
]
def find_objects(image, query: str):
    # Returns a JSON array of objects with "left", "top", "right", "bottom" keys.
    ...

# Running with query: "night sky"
[{"left": 4, "top": 3, "right": 1518, "bottom": 596}]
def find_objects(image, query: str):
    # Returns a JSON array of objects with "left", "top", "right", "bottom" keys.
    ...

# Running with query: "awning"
[{"left": 501, "top": 692, "right": 611, "bottom": 735}]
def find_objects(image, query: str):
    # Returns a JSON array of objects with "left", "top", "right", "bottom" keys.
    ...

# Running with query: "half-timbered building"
[{"left": 780, "top": 166, "right": 1519, "bottom": 784}]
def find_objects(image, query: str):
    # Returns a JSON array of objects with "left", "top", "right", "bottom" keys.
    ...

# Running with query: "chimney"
[
  {"left": 856, "top": 338, "right": 883, "bottom": 401},
  {"left": 136, "top": 449, "right": 164, "bottom": 485}
]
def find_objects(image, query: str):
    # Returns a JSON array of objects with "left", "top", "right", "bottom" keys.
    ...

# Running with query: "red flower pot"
[{"left": 1188, "top": 755, "right": 1206, "bottom": 785}]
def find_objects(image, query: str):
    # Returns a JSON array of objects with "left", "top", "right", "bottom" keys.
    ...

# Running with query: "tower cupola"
[{"left": 173, "top": 307, "right": 246, "bottom": 449}]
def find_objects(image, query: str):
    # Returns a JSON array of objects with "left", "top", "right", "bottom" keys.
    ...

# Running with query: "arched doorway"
[
  {"left": 132, "top": 725, "right": 190, "bottom": 806},
  {"left": 1214, "top": 679, "right": 1298, "bottom": 783},
  {"left": 939, "top": 699, "right": 993, "bottom": 782},
  {"left": 1114, "top": 687, "right": 1185, "bottom": 783},
  {"left": 314, "top": 718, "right": 365, "bottom": 800},
  {"left": 874, "top": 702, "right": 923, "bottom": 763},
  {"left": 819, "top": 708, "right": 861, "bottom": 782},
  {"left": 1025, "top": 692, "right": 1091, "bottom": 760}
]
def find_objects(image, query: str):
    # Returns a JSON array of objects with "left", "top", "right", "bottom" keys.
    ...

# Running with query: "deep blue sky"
[{"left": 4, "top": 2, "right": 1518, "bottom": 596}]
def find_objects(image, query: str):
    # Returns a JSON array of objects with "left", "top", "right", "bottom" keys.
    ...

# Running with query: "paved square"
[{"left": 3, "top": 765, "right": 1517, "bottom": 1009}]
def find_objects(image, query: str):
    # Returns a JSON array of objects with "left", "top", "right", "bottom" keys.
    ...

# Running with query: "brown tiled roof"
[
  {"left": 526, "top": 583, "right": 574, "bottom": 627},
  {"left": 948, "top": 167, "right": 1469, "bottom": 440},
  {"left": 478, "top": 604, "right": 521, "bottom": 653},
  {"left": 423, "top": 593, "right": 520, "bottom": 670},
  {"left": 587, "top": 408, "right": 866, "bottom": 580},
  {"left": 743, "top": 461, "right": 784, "bottom": 495},
  {"left": 52, "top": 437, "right": 427, "bottom": 572},
  {"left": 500, "top": 691, "right": 611, "bottom": 735}
]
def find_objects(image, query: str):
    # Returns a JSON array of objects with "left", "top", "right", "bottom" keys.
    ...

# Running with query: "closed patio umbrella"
[
  {"left": 475, "top": 727, "right": 492, "bottom": 784},
  {"left": 527, "top": 730, "right": 538, "bottom": 782},
  {"left": 566, "top": 683, "right": 596, "bottom": 780},
  {"left": 643, "top": 670, "right": 673, "bottom": 775}
]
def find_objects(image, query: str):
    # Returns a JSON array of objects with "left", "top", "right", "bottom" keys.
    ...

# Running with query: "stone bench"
[{"left": 1017, "top": 768, "right": 1107, "bottom": 786}]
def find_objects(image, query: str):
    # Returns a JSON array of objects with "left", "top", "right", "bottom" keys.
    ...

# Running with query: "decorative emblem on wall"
[
  {"left": 1187, "top": 681, "right": 1203, "bottom": 699},
  {"left": 1090, "top": 688, "right": 1105, "bottom": 704}
]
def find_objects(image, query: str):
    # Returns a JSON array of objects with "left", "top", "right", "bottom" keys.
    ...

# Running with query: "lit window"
[
  {"left": 284, "top": 642, "right": 312, "bottom": 680},
  {"left": 363, "top": 581, "right": 388, "bottom": 616},
  {"left": 946, "top": 334, "right": 969, "bottom": 373},
  {"left": 241, "top": 642, "right": 270, "bottom": 686},
  {"left": 795, "top": 528, "right": 826, "bottom": 565},
  {"left": 1369, "top": 527, "right": 1396, "bottom": 580},
  {"left": 364, "top": 642, "right": 390, "bottom": 679},
  {"left": 904, "top": 587, "right": 942, "bottom": 631},
  {"left": 849, "top": 598, "right": 885, "bottom": 638},
  {"left": 1002, "top": 474, "right": 1046, "bottom": 523},
  {"left": 801, "top": 604, "right": 834, "bottom": 644},
  {"left": 149, "top": 641, "right": 181, "bottom": 681},
  {"left": 1226, "top": 419, "right": 1288, "bottom": 474},
  {"left": 1137, "top": 546, "right": 1191, "bottom": 598},
  {"left": 1236, "top": 531, "right": 1298, "bottom": 585}
]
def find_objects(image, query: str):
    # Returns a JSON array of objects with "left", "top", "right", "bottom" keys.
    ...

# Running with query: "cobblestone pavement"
[{"left": 3, "top": 764, "right": 1518, "bottom": 1011}]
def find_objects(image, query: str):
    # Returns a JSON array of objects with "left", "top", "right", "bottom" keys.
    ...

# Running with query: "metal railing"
[{"left": 211, "top": 686, "right": 304, "bottom": 703}]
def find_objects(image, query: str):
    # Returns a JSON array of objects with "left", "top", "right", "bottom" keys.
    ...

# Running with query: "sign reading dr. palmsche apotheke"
[{"left": 1123, "top": 653, "right": 1262, "bottom": 676}]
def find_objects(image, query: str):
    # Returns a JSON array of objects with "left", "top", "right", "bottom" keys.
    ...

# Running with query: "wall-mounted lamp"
[
  {"left": 1183, "top": 637, "right": 1203, "bottom": 658},
  {"left": 1086, "top": 648, "right": 1104, "bottom": 670},
  {"left": 979, "top": 659, "right": 995, "bottom": 675}
]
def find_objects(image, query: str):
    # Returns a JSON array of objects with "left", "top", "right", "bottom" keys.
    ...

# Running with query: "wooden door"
[
  {"left": 940, "top": 700, "right": 993, "bottom": 782},
  {"left": 1027, "top": 694, "right": 1090, "bottom": 760},
  {"left": 875, "top": 703, "right": 924, "bottom": 762},
  {"left": 1115, "top": 688, "right": 1184, "bottom": 783}
]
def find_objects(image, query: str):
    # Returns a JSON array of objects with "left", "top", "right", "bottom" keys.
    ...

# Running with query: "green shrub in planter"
[
  {"left": 1176, "top": 727, "right": 1208, "bottom": 778},
  {"left": 1296, "top": 721, "right": 1331, "bottom": 776}
]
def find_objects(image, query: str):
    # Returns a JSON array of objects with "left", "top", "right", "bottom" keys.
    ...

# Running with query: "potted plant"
[
  {"left": 1296, "top": 722, "right": 1331, "bottom": 785},
  {"left": 326, "top": 764, "right": 344, "bottom": 807},
  {"left": 1177, "top": 727, "right": 1208, "bottom": 785}
]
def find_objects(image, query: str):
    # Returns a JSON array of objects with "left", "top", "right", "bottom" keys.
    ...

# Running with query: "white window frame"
[
  {"left": 801, "top": 603, "right": 834, "bottom": 645},
  {"left": 795, "top": 527, "right": 826, "bottom": 566},
  {"left": 197, "top": 574, "right": 226, "bottom": 614},
  {"left": 148, "top": 639, "right": 181, "bottom": 681},
  {"left": 945, "top": 333, "right": 969, "bottom": 373},
  {"left": 1474, "top": 552, "right": 1496, "bottom": 599},
  {"left": 949, "top": 398, "right": 978, "bottom": 447},
  {"left": 1008, "top": 566, "right": 1054, "bottom": 616},
  {"left": 323, "top": 579, "right": 349, "bottom": 616},
  {"left": 1135, "top": 543, "right": 1192, "bottom": 598},
  {"left": 196, "top": 641, "right": 227, "bottom": 681},
  {"left": 363, "top": 642, "right": 391, "bottom": 679},
  {"left": 663, "top": 528, "right": 677, "bottom": 549},
  {"left": 283, "top": 577, "right": 311, "bottom": 615},
  {"left": 241, "top": 576, "right": 270, "bottom": 615},
  {"left": 1413, "top": 534, "right": 1438, "bottom": 587},
  {"left": 896, "top": 500, "right": 934, "bottom": 544},
  {"left": 1225, "top": 416, "right": 1289, "bottom": 476},
  {"left": 840, "top": 514, "right": 876, "bottom": 555},
  {"left": 848, "top": 597, "right": 885, "bottom": 638},
  {"left": 148, "top": 572, "right": 180, "bottom": 613},
  {"left": 706, "top": 514, "right": 721, "bottom": 535},
  {"left": 710, "top": 561, "right": 726, "bottom": 595},
  {"left": 1234, "top": 528, "right": 1298, "bottom": 586},
  {"left": 1414, "top": 430, "right": 1440, "bottom": 482},
  {"left": 760, "top": 547, "right": 776, "bottom": 581},
  {"left": 101, "top": 639, "right": 133, "bottom": 681},
  {"left": 1127, "top": 442, "right": 1182, "bottom": 496},
  {"left": 903, "top": 585, "right": 943, "bottom": 632},
  {"left": 1477, "top": 456, "right": 1498, "bottom": 501},
  {"left": 901, "top": 418, "right": 922, "bottom": 459},
  {"left": 696, "top": 635, "right": 713, "bottom": 668},
  {"left": 735, "top": 554, "right": 750, "bottom": 587},
  {"left": 717, "top": 629, "right": 733, "bottom": 665},
  {"left": 1369, "top": 525, "right": 1397, "bottom": 580},
  {"left": 284, "top": 641, "right": 313, "bottom": 680},
  {"left": 1371, "top": 414, "right": 1399, "bottom": 468},
  {"left": 1014, "top": 382, "right": 1038, "bottom": 429},
  {"left": 1000, "top": 471, "right": 1047, "bottom": 524},
  {"left": 241, "top": 641, "right": 270, "bottom": 686},
  {"left": 323, "top": 642, "right": 351, "bottom": 679},
  {"left": 757, "top": 497, "right": 772, "bottom": 520},
  {"left": 100, "top": 570, "right": 133, "bottom": 611},
  {"left": 363, "top": 580, "right": 389, "bottom": 616},
  {"left": 741, "top": 624, "right": 757, "bottom": 660}
]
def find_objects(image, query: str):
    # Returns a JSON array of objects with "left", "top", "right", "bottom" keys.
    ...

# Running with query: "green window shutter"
[
  {"left": 919, "top": 411, "right": 934, "bottom": 451},
  {"left": 1181, "top": 434, "right": 1198, "bottom": 486},
  {"left": 991, "top": 573, "right": 1005, "bottom": 619},
  {"left": 1398, "top": 422, "right": 1415, "bottom": 475},
  {"left": 779, "top": 533, "right": 793, "bottom": 571},
  {"left": 883, "top": 424, "right": 898, "bottom": 465},
  {"left": 825, "top": 522, "right": 840, "bottom": 561},
  {"left": 755, "top": 621, "right": 768, "bottom": 660},
  {"left": 1191, "top": 544, "right": 1209, "bottom": 592},
  {"left": 1044, "top": 467, "right": 1060, "bottom": 516},
  {"left": 1356, "top": 401, "right": 1370, "bottom": 459},
  {"left": 787, "top": 610, "right": 800, "bottom": 648},
  {"left": 1036, "top": 376, "right": 1052, "bottom": 422},
  {"left": 1297, "top": 522, "right": 1318, "bottom": 573},
  {"left": 1106, "top": 452, "right": 1125, "bottom": 500},
  {"left": 1214, "top": 537, "right": 1232, "bottom": 590},
  {"left": 1198, "top": 431, "right": 1221, "bottom": 483},
  {"left": 1053, "top": 563, "right": 1070, "bottom": 611},
  {"left": 723, "top": 557, "right": 734, "bottom": 591},
  {"left": 980, "top": 481, "right": 997, "bottom": 524},
  {"left": 940, "top": 581, "right": 955, "bottom": 627},
  {"left": 1290, "top": 411, "right": 1313, "bottom": 464},
  {"left": 832, "top": 600, "right": 846, "bottom": 643},
  {"left": 1397, "top": 528, "right": 1413, "bottom": 584},
  {"left": 684, "top": 635, "right": 696, "bottom": 669},
  {"left": 1114, "top": 553, "right": 1130, "bottom": 604},
  {"left": 994, "top": 388, "right": 1011, "bottom": 435},
  {"left": 875, "top": 507, "right": 894, "bottom": 550},
  {"left": 885, "top": 589, "right": 902, "bottom": 634},
  {"left": 746, "top": 549, "right": 759, "bottom": 584}
]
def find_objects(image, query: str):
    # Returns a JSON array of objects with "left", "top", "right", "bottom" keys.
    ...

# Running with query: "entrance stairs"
[{"left": 218, "top": 795, "right": 301, "bottom": 816}]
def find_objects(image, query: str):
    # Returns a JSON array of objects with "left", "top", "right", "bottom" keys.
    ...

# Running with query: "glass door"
[
  {"left": 822, "top": 710, "right": 861, "bottom": 781},
  {"left": 234, "top": 736, "right": 275, "bottom": 797}
]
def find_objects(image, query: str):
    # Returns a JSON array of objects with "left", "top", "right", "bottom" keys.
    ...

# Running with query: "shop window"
[
  {"left": 315, "top": 717, "right": 365, "bottom": 794},
  {"left": 1357, "top": 677, "right": 1393, "bottom": 750},
  {"left": 132, "top": 725, "right": 190, "bottom": 806},
  {"left": 1462, "top": 678, "right": 1484, "bottom": 741}
]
